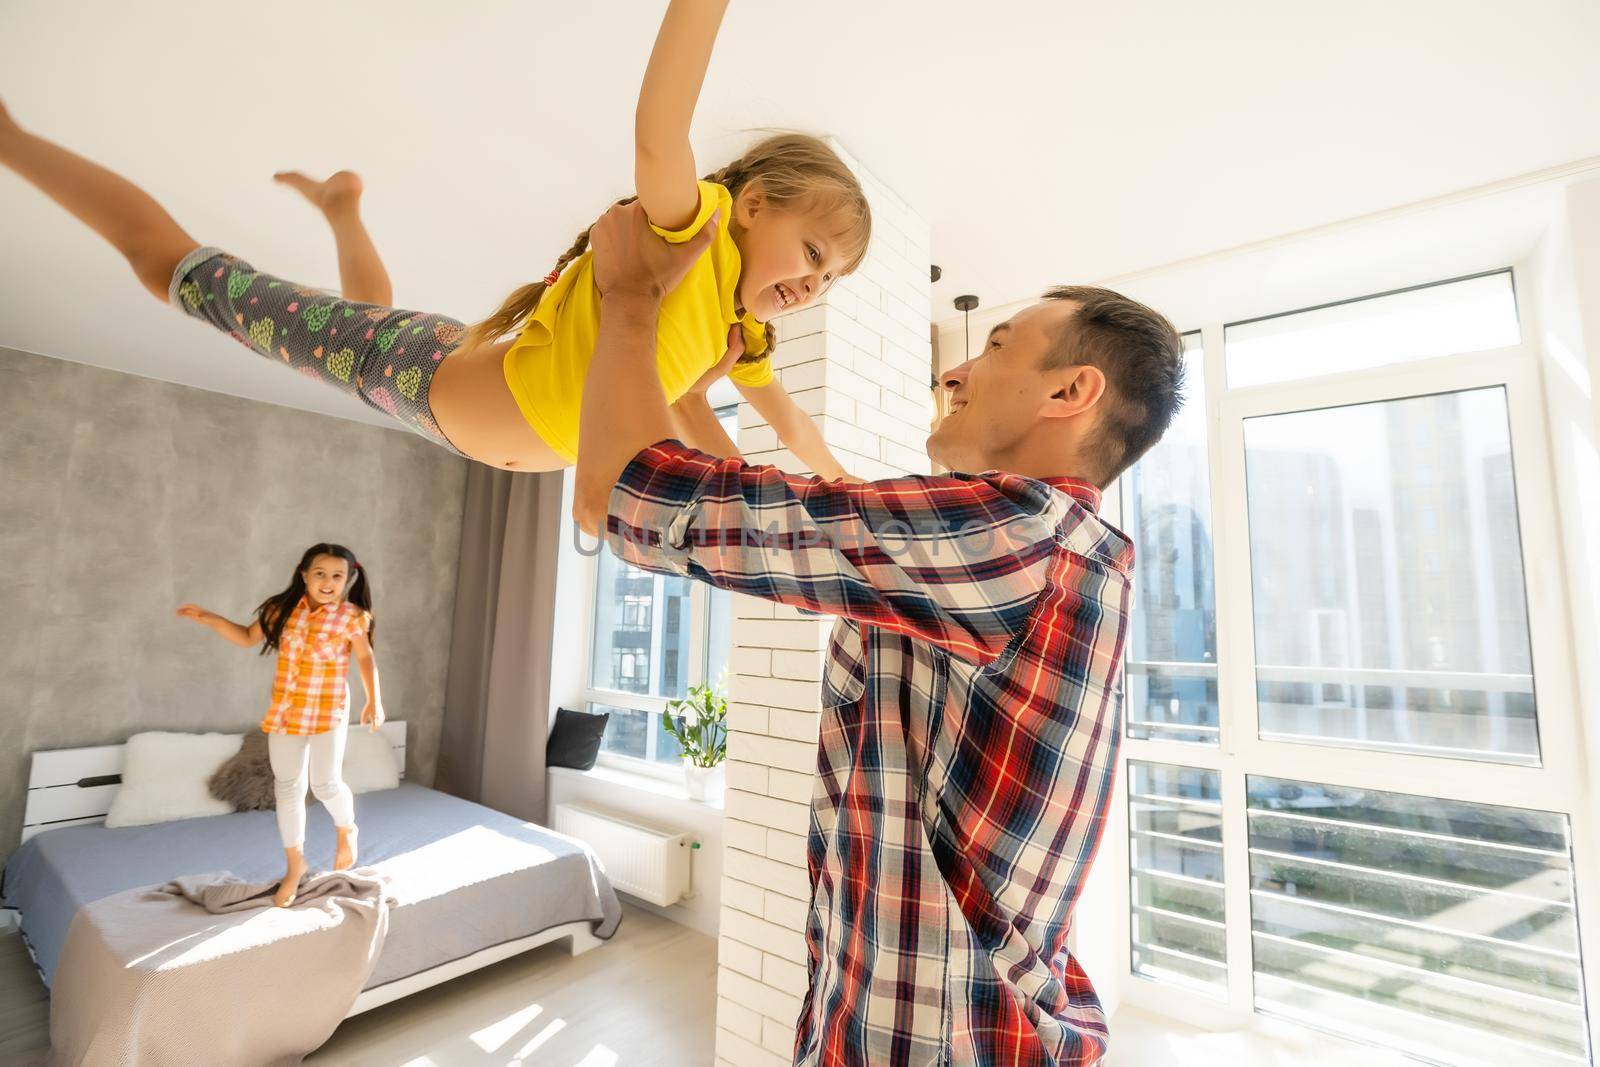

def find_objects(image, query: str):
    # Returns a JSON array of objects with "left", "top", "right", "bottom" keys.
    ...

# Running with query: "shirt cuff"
[
  {"left": 727, "top": 350, "right": 773, "bottom": 386},
  {"left": 648, "top": 182, "right": 720, "bottom": 245},
  {"left": 603, "top": 438, "right": 718, "bottom": 575}
]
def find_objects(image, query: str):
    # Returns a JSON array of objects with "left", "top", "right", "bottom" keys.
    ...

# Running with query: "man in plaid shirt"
[{"left": 574, "top": 205, "right": 1185, "bottom": 1066}]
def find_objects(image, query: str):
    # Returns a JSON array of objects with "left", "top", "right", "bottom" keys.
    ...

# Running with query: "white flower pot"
[{"left": 684, "top": 763, "right": 721, "bottom": 802}]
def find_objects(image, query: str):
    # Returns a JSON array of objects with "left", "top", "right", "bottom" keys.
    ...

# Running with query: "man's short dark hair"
[{"left": 1040, "top": 285, "right": 1186, "bottom": 485}]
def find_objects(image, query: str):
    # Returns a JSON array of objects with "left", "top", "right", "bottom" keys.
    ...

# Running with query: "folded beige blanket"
[{"left": 51, "top": 869, "right": 392, "bottom": 1067}]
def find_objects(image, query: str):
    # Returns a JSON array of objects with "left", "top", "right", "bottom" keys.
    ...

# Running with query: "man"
[{"left": 574, "top": 203, "right": 1185, "bottom": 1066}]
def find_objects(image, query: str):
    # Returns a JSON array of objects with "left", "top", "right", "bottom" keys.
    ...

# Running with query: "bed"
[{"left": 0, "top": 721, "right": 621, "bottom": 1016}]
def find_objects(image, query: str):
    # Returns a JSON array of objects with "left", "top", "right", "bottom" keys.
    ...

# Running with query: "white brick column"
[{"left": 715, "top": 146, "right": 933, "bottom": 1067}]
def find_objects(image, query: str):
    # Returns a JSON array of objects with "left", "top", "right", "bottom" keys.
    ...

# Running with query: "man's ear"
[{"left": 1041, "top": 364, "right": 1106, "bottom": 419}]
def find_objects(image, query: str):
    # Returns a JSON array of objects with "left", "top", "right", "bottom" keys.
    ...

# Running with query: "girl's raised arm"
[
  {"left": 176, "top": 604, "right": 263, "bottom": 649},
  {"left": 634, "top": 0, "right": 731, "bottom": 232}
]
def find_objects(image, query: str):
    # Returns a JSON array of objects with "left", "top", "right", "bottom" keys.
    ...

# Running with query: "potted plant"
[{"left": 661, "top": 682, "right": 728, "bottom": 801}]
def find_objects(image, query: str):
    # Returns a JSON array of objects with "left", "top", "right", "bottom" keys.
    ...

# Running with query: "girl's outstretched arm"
[
  {"left": 176, "top": 604, "right": 262, "bottom": 649},
  {"left": 351, "top": 630, "right": 386, "bottom": 732},
  {"left": 667, "top": 325, "right": 860, "bottom": 479},
  {"left": 634, "top": 0, "right": 731, "bottom": 231},
  {"left": 738, "top": 379, "right": 858, "bottom": 482}
]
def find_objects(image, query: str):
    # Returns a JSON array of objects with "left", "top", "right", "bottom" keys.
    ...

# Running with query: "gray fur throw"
[{"left": 207, "top": 732, "right": 309, "bottom": 810}]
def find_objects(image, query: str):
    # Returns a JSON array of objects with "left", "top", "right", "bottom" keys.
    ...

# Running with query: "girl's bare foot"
[
  {"left": 274, "top": 849, "right": 308, "bottom": 907},
  {"left": 273, "top": 169, "right": 364, "bottom": 217},
  {"left": 334, "top": 825, "right": 358, "bottom": 870}
]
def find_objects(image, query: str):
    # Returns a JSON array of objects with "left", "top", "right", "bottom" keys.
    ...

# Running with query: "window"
[
  {"left": 1129, "top": 761, "right": 1227, "bottom": 993},
  {"left": 1244, "top": 388, "right": 1538, "bottom": 764},
  {"left": 1122, "top": 334, "right": 1218, "bottom": 744},
  {"left": 1224, "top": 270, "right": 1520, "bottom": 388},
  {"left": 1247, "top": 778, "right": 1585, "bottom": 1065},
  {"left": 590, "top": 553, "right": 694, "bottom": 701},
  {"left": 1112, "top": 271, "right": 1593, "bottom": 1066},
  {"left": 585, "top": 405, "right": 737, "bottom": 771}
]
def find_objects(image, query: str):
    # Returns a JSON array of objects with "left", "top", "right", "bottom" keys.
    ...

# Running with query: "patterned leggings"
[{"left": 168, "top": 246, "right": 467, "bottom": 454}]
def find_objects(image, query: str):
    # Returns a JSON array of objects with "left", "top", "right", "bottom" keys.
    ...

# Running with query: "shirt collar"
[
  {"left": 296, "top": 595, "right": 339, "bottom": 616},
  {"left": 1040, "top": 476, "right": 1102, "bottom": 513}
]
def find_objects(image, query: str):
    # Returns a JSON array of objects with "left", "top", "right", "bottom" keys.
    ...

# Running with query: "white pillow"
[
  {"left": 342, "top": 727, "right": 401, "bottom": 794},
  {"left": 105, "top": 732, "right": 242, "bottom": 828}
]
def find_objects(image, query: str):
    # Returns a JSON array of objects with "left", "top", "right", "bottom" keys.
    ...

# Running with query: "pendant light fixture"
[{"left": 954, "top": 294, "right": 979, "bottom": 359}]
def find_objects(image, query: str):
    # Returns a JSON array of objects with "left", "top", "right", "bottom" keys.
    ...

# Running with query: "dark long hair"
[{"left": 254, "top": 543, "right": 374, "bottom": 654}]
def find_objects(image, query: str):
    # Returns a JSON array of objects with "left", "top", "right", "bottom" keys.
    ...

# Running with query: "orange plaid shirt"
[{"left": 260, "top": 597, "right": 372, "bottom": 736}]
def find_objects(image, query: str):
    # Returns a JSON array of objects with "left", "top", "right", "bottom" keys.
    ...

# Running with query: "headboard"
[{"left": 20, "top": 721, "right": 407, "bottom": 844}]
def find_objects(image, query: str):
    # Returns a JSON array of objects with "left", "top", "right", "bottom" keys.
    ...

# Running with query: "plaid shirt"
[
  {"left": 606, "top": 441, "right": 1134, "bottom": 1066},
  {"left": 261, "top": 597, "right": 371, "bottom": 736}
]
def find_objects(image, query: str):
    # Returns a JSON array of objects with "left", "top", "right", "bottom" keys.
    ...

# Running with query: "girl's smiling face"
[
  {"left": 301, "top": 553, "right": 350, "bottom": 607},
  {"left": 729, "top": 186, "right": 853, "bottom": 322}
]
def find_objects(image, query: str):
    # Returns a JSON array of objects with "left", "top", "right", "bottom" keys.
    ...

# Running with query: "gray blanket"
[
  {"left": 4, "top": 785, "right": 623, "bottom": 994},
  {"left": 50, "top": 869, "right": 392, "bottom": 1067}
]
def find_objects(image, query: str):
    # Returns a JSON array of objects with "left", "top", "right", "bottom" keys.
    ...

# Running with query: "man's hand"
[
  {"left": 590, "top": 201, "right": 719, "bottom": 303},
  {"left": 574, "top": 201, "right": 717, "bottom": 536}
]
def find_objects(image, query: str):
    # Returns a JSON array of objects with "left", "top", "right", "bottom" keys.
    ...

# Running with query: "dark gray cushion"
[
  {"left": 207, "top": 731, "right": 311, "bottom": 810},
  {"left": 207, "top": 732, "right": 277, "bottom": 810},
  {"left": 546, "top": 708, "right": 610, "bottom": 771}
]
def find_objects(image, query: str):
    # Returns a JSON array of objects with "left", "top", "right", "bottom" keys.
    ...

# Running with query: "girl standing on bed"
[
  {"left": 0, "top": 0, "right": 868, "bottom": 478},
  {"left": 177, "top": 543, "right": 384, "bottom": 908}
]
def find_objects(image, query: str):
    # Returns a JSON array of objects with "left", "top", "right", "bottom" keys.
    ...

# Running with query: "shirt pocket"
[
  {"left": 306, "top": 625, "right": 345, "bottom": 661},
  {"left": 279, "top": 626, "right": 307, "bottom": 662},
  {"left": 820, "top": 617, "right": 867, "bottom": 707}
]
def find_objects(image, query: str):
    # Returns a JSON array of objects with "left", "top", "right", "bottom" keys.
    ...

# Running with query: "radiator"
[{"left": 553, "top": 803, "right": 693, "bottom": 907}]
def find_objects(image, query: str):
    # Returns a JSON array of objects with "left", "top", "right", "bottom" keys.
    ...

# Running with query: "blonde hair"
[{"left": 467, "top": 133, "right": 873, "bottom": 361}]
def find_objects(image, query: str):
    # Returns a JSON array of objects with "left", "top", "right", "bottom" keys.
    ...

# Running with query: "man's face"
[{"left": 927, "top": 301, "right": 1078, "bottom": 473}]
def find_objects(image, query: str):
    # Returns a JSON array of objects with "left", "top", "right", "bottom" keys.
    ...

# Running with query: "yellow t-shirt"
[{"left": 502, "top": 181, "right": 773, "bottom": 462}]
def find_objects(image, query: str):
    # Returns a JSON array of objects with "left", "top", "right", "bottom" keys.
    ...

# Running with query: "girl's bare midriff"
[{"left": 430, "top": 337, "right": 570, "bottom": 472}]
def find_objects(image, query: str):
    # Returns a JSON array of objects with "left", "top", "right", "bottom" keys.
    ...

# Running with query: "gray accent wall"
[{"left": 0, "top": 347, "right": 468, "bottom": 855}]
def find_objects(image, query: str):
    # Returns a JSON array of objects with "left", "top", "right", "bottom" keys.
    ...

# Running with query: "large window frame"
[
  {"left": 581, "top": 404, "right": 738, "bottom": 782},
  {"left": 1102, "top": 263, "right": 1600, "bottom": 1061},
  {"left": 585, "top": 572, "right": 716, "bottom": 779}
]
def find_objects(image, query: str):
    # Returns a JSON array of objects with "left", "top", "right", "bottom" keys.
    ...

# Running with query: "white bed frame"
[{"left": 16, "top": 720, "right": 604, "bottom": 1018}]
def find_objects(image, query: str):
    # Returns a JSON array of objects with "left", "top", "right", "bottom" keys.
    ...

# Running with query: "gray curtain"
[{"left": 436, "top": 464, "right": 563, "bottom": 824}]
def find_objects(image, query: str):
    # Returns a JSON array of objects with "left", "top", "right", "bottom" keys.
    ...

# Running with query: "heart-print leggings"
[{"left": 168, "top": 246, "right": 468, "bottom": 455}]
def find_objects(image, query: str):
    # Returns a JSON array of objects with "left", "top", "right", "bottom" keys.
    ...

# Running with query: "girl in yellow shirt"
[{"left": 0, "top": 0, "right": 869, "bottom": 479}]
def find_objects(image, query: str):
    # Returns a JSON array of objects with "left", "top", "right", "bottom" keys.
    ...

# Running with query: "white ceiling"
[{"left": 3, "top": 1, "right": 1598, "bottom": 426}]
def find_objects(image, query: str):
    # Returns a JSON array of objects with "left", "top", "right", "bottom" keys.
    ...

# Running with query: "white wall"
[{"left": 714, "top": 144, "right": 933, "bottom": 1067}]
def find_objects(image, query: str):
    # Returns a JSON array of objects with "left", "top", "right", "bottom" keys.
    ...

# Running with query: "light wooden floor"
[{"left": 0, "top": 903, "right": 716, "bottom": 1066}]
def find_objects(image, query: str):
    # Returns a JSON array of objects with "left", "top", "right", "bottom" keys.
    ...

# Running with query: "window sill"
[
  {"left": 1107, "top": 1005, "right": 1412, "bottom": 1067},
  {"left": 547, "top": 763, "right": 725, "bottom": 811}
]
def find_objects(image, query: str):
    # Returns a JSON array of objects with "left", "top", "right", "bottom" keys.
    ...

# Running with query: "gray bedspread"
[
  {"left": 2, "top": 784, "right": 621, "bottom": 992},
  {"left": 52, "top": 870, "right": 391, "bottom": 1066}
]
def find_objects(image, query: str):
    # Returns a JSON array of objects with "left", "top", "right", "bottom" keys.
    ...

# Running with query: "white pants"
[{"left": 267, "top": 730, "right": 355, "bottom": 849}]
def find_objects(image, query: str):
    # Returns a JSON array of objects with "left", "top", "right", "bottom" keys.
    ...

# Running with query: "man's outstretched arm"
[
  {"left": 575, "top": 201, "right": 1074, "bottom": 665},
  {"left": 572, "top": 203, "right": 716, "bottom": 535}
]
